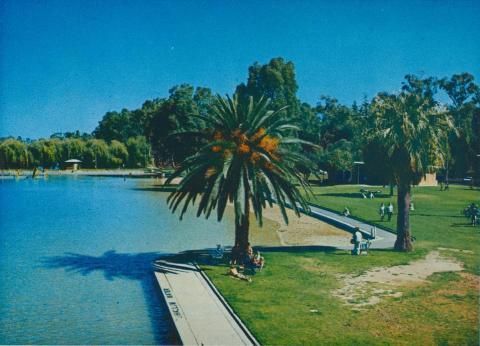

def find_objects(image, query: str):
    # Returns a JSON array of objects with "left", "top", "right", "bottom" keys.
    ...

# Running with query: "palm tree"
[
  {"left": 166, "top": 94, "right": 314, "bottom": 261},
  {"left": 371, "top": 91, "right": 455, "bottom": 251}
]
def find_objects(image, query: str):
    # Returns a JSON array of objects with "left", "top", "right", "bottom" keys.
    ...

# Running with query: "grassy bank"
[
  {"left": 305, "top": 184, "right": 479, "bottom": 272},
  {"left": 202, "top": 185, "right": 479, "bottom": 345}
]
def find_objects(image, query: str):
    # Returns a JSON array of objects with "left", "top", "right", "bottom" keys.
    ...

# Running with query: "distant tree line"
[
  {"left": 1, "top": 57, "right": 478, "bottom": 183},
  {"left": 0, "top": 135, "right": 151, "bottom": 169}
]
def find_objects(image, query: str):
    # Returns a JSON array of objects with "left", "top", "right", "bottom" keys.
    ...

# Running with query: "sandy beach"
[
  {"left": 150, "top": 179, "right": 352, "bottom": 248},
  {"left": 257, "top": 205, "right": 352, "bottom": 247}
]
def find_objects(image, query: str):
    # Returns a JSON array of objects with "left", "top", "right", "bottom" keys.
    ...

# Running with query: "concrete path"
[
  {"left": 153, "top": 260, "right": 259, "bottom": 346},
  {"left": 306, "top": 203, "right": 397, "bottom": 249}
]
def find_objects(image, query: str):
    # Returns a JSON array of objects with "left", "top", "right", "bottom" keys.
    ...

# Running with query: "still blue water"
[{"left": 0, "top": 176, "right": 234, "bottom": 344}]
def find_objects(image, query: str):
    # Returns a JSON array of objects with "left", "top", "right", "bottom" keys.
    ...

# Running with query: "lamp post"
[
  {"left": 354, "top": 161, "right": 365, "bottom": 185},
  {"left": 476, "top": 154, "right": 480, "bottom": 188},
  {"left": 446, "top": 159, "right": 449, "bottom": 186}
]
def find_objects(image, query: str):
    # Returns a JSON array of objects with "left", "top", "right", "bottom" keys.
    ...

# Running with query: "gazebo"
[{"left": 65, "top": 159, "right": 82, "bottom": 171}]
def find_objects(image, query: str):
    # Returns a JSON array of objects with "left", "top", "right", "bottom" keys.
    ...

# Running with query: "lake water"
[{"left": 0, "top": 176, "right": 235, "bottom": 344}]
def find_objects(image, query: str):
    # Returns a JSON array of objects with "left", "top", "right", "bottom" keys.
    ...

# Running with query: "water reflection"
[{"left": 41, "top": 251, "right": 180, "bottom": 345}]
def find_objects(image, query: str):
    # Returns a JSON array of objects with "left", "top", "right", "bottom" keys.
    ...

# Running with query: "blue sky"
[{"left": 1, "top": 0, "right": 479, "bottom": 139}]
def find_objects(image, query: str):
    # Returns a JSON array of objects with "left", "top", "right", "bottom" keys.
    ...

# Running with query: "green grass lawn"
[
  {"left": 202, "top": 184, "right": 480, "bottom": 345},
  {"left": 305, "top": 184, "right": 480, "bottom": 273}
]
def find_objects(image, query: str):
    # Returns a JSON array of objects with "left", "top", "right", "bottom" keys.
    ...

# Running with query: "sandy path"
[{"left": 259, "top": 206, "right": 351, "bottom": 247}]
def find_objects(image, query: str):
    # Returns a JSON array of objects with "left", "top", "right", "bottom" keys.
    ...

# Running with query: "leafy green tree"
[
  {"left": 109, "top": 140, "right": 128, "bottom": 168},
  {"left": 315, "top": 97, "right": 365, "bottom": 183},
  {"left": 167, "top": 95, "right": 313, "bottom": 261},
  {"left": 94, "top": 108, "right": 148, "bottom": 143},
  {"left": 316, "top": 96, "right": 359, "bottom": 148},
  {"left": 287, "top": 102, "right": 322, "bottom": 179},
  {"left": 146, "top": 85, "right": 214, "bottom": 165},
  {"left": 319, "top": 139, "right": 354, "bottom": 183},
  {"left": 93, "top": 110, "right": 129, "bottom": 142},
  {"left": 439, "top": 73, "right": 479, "bottom": 179},
  {"left": 28, "top": 140, "right": 60, "bottom": 168},
  {"left": 363, "top": 139, "right": 394, "bottom": 186},
  {"left": 0, "top": 139, "right": 30, "bottom": 168},
  {"left": 85, "top": 139, "right": 110, "bottom": 168},
  {"left": 371, "top": 88, "right": 455, "bottom": 251},
  {"left": 60, "top": 138, "right": 87, "bottom": 163},
  {"left": 236, "top": 58, "right": 301, "bottom": 119},
  {"left": 126, "top": 136, "right": 151, "bottom": 168},
  {"left": 297, "top": 102, "right": 322, "bottom": 147},
  {"left": 51, "top": 131, "right": 92, "bottom": 140}
]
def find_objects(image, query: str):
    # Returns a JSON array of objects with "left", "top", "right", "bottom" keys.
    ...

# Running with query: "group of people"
[
  {"left": 463, "top": 203, "right": 479, "bottom": 227},
  {"left": 360, "top": 189, "right": 381, "bottom": 199},
  {"left": 228, "top": 243, "right": 265, "bottom": 282},
  {"left": 344, "top": 201, "right": 417, "bottom": 222},
  {"left": 379, "top": 202, "right": 395, "bottom": 221}
]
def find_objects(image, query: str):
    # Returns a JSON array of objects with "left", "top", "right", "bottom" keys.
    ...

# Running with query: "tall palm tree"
[
  {"left": 372, "top": 91, "right": 455, "bottom": 251},
  {"left": 166, "top": 94, "right": 314, "bottom": 261}
]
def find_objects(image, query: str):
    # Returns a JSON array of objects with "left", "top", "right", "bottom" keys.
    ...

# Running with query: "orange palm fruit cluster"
[
  {"left": 250, "top": 152, "right": 261, "bottom": 163},
  {"left": 232, "top": 129, "right": 247, "bottom": 143},
  {"left": 237, "top": 143, "right": 250, "bottom": 154},
  {"left": 259, "top": 136, "right": 279, "bottom": 153},
  {"left": 251, "top": 128, "right": 266, "bottom": 141}
]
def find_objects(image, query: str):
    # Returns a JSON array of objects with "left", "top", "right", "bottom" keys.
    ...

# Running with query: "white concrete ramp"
[{"left": 154, "top": 261, "right": 258, "bottom": 346}]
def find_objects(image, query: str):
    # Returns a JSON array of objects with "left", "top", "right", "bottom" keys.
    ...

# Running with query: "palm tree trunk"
[
  {"left": 394, "top": 182, "right": 413, "bottom": 251},
  {"left": 232, "top": 198, "right": 250, "bottom": 263}
]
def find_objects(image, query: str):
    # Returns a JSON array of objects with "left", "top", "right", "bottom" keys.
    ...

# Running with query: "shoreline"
[
  {"left": 0, "top": 168, "right": 162, "bottom": 178},
  {"left": 2, "top": 173, "right": 353, "bottom": 248}
]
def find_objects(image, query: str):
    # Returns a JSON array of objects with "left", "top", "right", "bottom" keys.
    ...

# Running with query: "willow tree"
[
  {"left": 166, "top": 94, "right": 313, "bottom": 261},
  {"left": 372, "top": 91, "right": 455, "bottom": 251}
]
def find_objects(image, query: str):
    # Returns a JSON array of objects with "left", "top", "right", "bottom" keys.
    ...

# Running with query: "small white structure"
[{"left": 65, "top": 159, "right": 82, "bottom": 171}]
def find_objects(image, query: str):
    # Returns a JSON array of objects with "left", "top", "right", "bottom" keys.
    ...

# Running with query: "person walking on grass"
[
  {"left": 387, "top": 202, "right": 394, "bottom": 221},
  {"left": 379, "top": 203, "right": 386, "bottom": 221}
]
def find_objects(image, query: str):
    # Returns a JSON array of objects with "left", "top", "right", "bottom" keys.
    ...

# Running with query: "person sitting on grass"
[
  {"left": 241, "top": 242, "right": 254, "bottom": 264},
  {"left": 228, "top": 266, "right": 251, "bottom": 282},
  {"left": 243, "top": 245, "right": 265, "bottom": 270},
  {"left": 252, "top": 251, "right": 265, "bottom": 269},
  {"left": 343, "top": 207, "right": 350, "bottom": 217},
  {"left": 215, "top": 244, "right": 224, "bottom": 257}
]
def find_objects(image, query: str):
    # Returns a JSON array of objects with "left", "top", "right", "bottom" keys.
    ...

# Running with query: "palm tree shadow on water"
[{"left": 40, "top": 250, "right": 181, "bottom": 345}]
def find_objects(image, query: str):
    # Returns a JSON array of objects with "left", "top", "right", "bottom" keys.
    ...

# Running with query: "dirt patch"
[
  {"left": 437, "top": 247, "right": 474, "bottom": 254},
  {"left": 260, "top": 206, "right": 352, "bottom": 247},
  {"left": 333, "top": 251, "right": 464, "bottom": 308}
]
